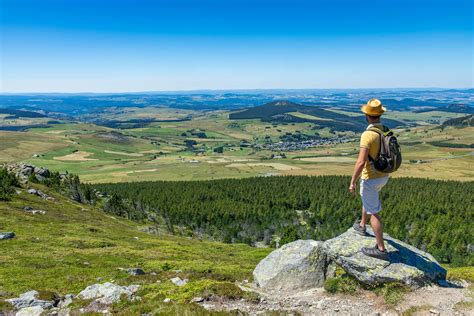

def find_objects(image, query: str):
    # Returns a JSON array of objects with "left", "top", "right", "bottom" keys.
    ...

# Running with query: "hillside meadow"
[{"left": 0, "top": 182, "right": 268, "bottom": 314}]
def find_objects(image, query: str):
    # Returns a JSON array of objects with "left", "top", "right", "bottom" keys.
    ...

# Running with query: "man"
[{"left": 349, "top": 98, "right": 390, "bottom": 261}]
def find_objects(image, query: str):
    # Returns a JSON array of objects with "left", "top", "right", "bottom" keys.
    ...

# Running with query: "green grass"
[
  {"left": 402, "top": 305, "right": 434, "bottom": 316},
  {"left": 373, "top": 283, "right": 409, "bottom": 306},
  {"left": 446, "top": 265, "right": 474, "bottom": 282},
  {"left": 324, "top": 275, "right": 409, "bottom": 306},
  {"left": 324, "top": 276, "right": 359, "bottom": 294},
  {"left": 0, "top": 183, "right": 270, "bottom": 313}
]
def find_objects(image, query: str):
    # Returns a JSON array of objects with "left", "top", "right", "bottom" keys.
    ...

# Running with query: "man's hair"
[{"left": 366, "top": 114, "right": 381, "bottom": 120}]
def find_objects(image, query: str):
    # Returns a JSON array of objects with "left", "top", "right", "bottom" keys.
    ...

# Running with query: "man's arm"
[{"left": 349, "top": 147, "right": 369, "bottom": 195}]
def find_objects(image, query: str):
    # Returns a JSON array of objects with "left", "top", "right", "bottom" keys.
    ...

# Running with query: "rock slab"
[
  {"left": 78, "top": 282, "right": 139, "bottom": 305},
  {"left": 6, "top": 290, "right": 53, "bottom": 310},
  {"left": 253, "top": 240, "right": 334, "bottom": 291},
  {"left": 323, "top": 228, "right": 447, "bottom": 287},
  {"left": 0, "top": 232, "right": 15, "bottom": 240},
  {"left": 15, "top": 305, "right": 45, "bottom": 316}
]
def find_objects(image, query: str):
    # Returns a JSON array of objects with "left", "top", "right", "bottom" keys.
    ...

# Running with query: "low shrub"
[{"left": 324, "top": 276, "right": 359, "bottom": 294}]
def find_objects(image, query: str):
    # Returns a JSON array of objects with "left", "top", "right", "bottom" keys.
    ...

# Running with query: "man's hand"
[
  {"left": 350, "top": 147, "right": 368, "bottom": 197},
  {"left": 349, "top": 182, "right": 357, "bottom": 196}
]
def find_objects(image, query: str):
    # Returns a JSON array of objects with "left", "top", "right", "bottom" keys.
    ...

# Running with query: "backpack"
[{"left": 367, "top": 125, "right": 402, "bottom": 173}]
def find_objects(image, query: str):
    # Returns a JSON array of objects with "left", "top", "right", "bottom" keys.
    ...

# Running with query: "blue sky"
[{"left": 1, "top": 0, "right": 472, "bottom": 92}]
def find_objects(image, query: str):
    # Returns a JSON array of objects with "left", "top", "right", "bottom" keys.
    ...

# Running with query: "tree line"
[{"left": 93, "top": 175, "right": 473, "bottom": 266}]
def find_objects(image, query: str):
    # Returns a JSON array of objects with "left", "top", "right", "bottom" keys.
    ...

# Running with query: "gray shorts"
[{"left": 360, "top": 176, "right": 389, "bottom": 214}]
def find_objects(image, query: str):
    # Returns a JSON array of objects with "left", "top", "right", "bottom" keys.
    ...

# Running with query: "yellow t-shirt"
[{"left": 360, "top": 124, "right": 388, "bottom": 180}]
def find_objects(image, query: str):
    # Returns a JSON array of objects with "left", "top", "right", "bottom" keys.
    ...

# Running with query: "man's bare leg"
[
  {"left": 360, "top": 207, "right": 369, "bottom": 228},
  {"left": 370, "top": 213, "right": 385, "bottom": 251}
]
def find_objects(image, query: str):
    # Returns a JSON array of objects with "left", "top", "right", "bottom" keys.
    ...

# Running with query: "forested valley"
[{"left": 93, "top": 176, "right": 474, "bottom": 266}]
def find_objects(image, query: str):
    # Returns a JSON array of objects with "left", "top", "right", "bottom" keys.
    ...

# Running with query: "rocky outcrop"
[
  {"left": 323, "top": 228, "right": 446, "bottom": 287},
  {"left": 6, "top": 290, "right": 54, "bottom": 310},
  {"left": 4, "top": 163, "right": 51, "bottom": 183},
  {"left": 253, "top": 228, "right": 446, "bottom": 291},
  {"left": 77, "top": 282, "right": 139, "bottom": 305},
  {"left": 253, "top": 240, "right": 335, "bottom": 291}
]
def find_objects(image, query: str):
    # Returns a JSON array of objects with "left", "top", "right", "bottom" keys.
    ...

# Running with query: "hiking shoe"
[
  {"left": 362, "top": 245, "right": 389, "bottom": 261},
  {"left": 352, "top": 220, "right": 367, "bottom": 236}
]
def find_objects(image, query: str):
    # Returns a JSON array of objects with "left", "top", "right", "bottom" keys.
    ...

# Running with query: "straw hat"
[{"left": 361, "top": 98, "right": 386, "bottom": 116}]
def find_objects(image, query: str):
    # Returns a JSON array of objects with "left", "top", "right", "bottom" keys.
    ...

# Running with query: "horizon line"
[{"left": 1, "top": 87, "right": 473, "bottom": 95}]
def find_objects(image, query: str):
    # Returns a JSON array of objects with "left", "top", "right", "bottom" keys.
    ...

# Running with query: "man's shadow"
[{"left": 365, "top": 231, "right": 463, "bottom": 288}]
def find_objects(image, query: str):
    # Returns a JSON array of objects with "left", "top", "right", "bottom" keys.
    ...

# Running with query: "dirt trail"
[{"left": 199, "top": 282, "right": 473, "bottom": 315}]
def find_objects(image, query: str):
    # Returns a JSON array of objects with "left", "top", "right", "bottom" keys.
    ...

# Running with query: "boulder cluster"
[
  {"left": 5, "top": 163, "right": 52, "bottom": 183},
  {"left": 253, "top": 227, "right": 447, "bottom": 292},
  {"left": 5, "top": 283, "right": 140, "bottom": 315}
]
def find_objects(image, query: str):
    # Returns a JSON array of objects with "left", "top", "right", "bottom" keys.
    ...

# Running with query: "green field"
[{"left": 1, "top": 107, "right": 473, "bottom": 183}]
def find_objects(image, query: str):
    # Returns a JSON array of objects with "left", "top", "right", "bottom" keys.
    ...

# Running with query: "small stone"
[
  {"left": 429, "top": 310, "right": 440, "bottom": 315},
  {"left": 163, "top": 298, "right": 171, "bottom": 303},
  {"left": 126, "top": 268, "right": 145, "bottom": 276},
  {"left": 191, "top": 297, "right": 204, "bottom": 303},
  {"left": 170, "top": 277, "right": 187, "bottom": 286}
]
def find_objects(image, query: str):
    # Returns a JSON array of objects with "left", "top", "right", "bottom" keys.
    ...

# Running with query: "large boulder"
[
  {"left": 253, "top": 240, "right": 334, "bottom": 291},
  {"left": 323, "top": 228, "right": 446, "bottom": 287},
  {"left": 77, "top": 282, "right": 139, "bottom": 305}
]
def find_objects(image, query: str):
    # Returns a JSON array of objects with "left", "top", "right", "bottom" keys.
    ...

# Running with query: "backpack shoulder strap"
[
  {"left": 367, "top": 124, "right": 392, "bottom": 135},
  {"left": 365, "top": 125, "right": 390, "bottom": 161}
]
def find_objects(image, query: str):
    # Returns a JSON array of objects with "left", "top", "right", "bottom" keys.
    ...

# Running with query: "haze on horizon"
[{"left": 1, "top": 0, "right": 473, "bottom": 93}]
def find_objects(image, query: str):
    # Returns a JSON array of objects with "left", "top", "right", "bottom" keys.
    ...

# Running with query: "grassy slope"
[
  {"left": 0, "top": 183, "right": 270, "bottom": 313},
  {"left": 0, "top": 182, "right": 472, "bottom": 314}
]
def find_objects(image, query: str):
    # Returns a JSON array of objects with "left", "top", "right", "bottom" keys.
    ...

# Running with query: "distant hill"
[
  {"left": 0, "top": 108, "right": 47, "bottom": 119},
  {"left": 416, "top": 104, "right": 474, "bottom": 115},
  {"left": 442, "top": 114, "right": 473, "bottom": 127},
  {"left": 229, "top": 100, "right": 403, "bottom": 132}
]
